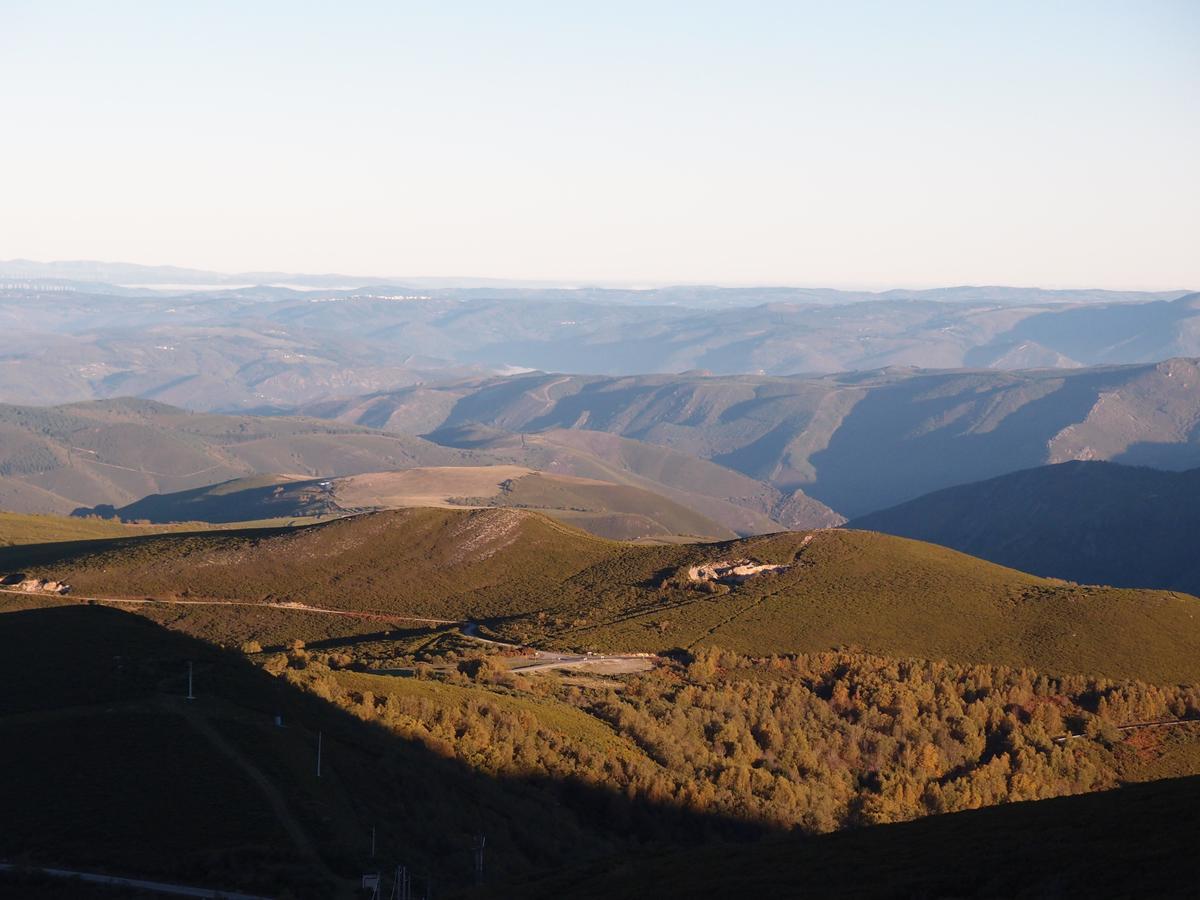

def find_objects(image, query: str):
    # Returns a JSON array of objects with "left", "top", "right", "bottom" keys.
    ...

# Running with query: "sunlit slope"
[
  {"left": 530, "top": 528, "right": 1200, "bottom": 683},
  {"left": 2, "top": 508, "right": 619, "bottom": 621},
  {"left": 0, "top": 508, "right": 317, "bottom": 547},
  {"left": 5, "top": 512, "right": 1198, "bottom": 681},
  {"left": 0, "top": 509, "right": 173, "bottom": 546}
]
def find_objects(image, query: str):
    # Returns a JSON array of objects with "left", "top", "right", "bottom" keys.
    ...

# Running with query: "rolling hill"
[
  {"left": 0, "top": 398, "right": 828, "bottom": 538},
  {"left": 90, "top": 466, "right": 738, "bottom": 541},
  {"left": 0, "top": 398, "right": 477, "bottom": 516},
  {"left": 6, "top": 508, "right": 1199, "bottom": 682},
  {"left": 851, "top": 461, "right": 1200, "bottom": 594}
]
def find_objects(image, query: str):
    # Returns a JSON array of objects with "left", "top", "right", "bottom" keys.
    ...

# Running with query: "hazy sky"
[{"left": 2, "top": 1, "right": 1197, "bottom": 288}]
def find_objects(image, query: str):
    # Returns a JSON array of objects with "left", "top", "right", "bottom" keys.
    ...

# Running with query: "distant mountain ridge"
[
  {"left": 307, "top": 357, "right": 1200, "bottom": 517},
  {"left": 851, "top": 461, "right": 1200, "bottom": 595},
  {"left": 1, "top": 276, "right": 1198, "bottom": 412}
]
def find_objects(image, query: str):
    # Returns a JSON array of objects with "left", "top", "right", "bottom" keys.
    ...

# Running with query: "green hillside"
[
  {"left": 6, "top": 509, "right": 1199, "bottom": 682},
  {"left": 0, "top": 510, "right": 171, "bottom": 546},
  {"left": 0, "top": 509, "right": 322, "bottom": 548}
]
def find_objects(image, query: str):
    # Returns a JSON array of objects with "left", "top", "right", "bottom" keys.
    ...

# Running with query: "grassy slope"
[
  {"left": 4, "top": 509, "right": 1199, "bottom": 682},
  {"left": 2, "top": 508, "right": 618, "bottom": 621},
  {"left": 0, "top": 510, "right": 168, "bottom": 546},
  {"left": 535, "top": 528, "right": 1200, "bottom": 683},
  {"left": 502, "top": 775, "right": 1200, "bottom": 900}
]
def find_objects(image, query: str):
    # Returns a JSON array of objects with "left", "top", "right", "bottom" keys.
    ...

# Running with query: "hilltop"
[
  {"left": 91, "top": 466, "right": 738, "bottom": 541},
  {"left": 853, "top": 461, "right": 1200, "bottom": 594},
  {"left": 422, "top": 424, "right": 841, "bottom": 530},
  {"left": 6, "top": 508, "right": 1199, "bottom": 682}
]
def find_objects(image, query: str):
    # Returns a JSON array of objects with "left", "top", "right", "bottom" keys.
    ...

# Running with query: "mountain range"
[
  {"left": 1, "top": 272, "right": 1197, "bottom": 411},
  {"left": 4, "top": 356, "right": 1198, "bottom": 525},
  {"left": 312, "top": 357, "right": 1200, "bottom": 517}
]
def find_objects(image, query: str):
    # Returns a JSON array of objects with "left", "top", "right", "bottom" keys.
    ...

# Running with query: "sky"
[{"left": 1, "top": 1, "right": 1197, "bottom": 289}]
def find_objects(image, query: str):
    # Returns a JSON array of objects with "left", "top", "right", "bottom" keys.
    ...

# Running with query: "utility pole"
[
  {"left": 473, "top": 834, "right": 486, "bottom": 886},
  {"left": 371, "top": 824, "right": 376, "bottom": 858},
  {"left": 316, "top": 730, "right": 323, "bottom": 778},
  {"left": 186, "top": 661, "right": 195, "bottom": 700},
  {"left": 388, "top": 865, "right": 410, "bottom": 900}
]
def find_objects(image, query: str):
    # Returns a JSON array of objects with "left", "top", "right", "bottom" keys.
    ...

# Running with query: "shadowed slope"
[
  {"left": 852, "top": 461, "right": 1200, "bottom": 594},
  {"left": 504, "top": 775, "right": 1200, "bottom": 900}
]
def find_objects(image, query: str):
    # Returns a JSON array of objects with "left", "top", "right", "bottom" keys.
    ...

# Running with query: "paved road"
[
  {"left": 460, "top": 621, "right": 654, "bottom": 674},
  {"left": 0, "top": 862, "right": 274, "bottom": 899},
  {"left": 0, "top": 588, "right": 457, "bottom": 626},
  {"left": 1052, "top": 718, "right": 1199, "bottom": 743}
]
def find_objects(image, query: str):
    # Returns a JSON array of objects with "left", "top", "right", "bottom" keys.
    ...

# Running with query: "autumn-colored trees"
[{"left": 275, "top": 647, "right": 1200, "bottom": 837}]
